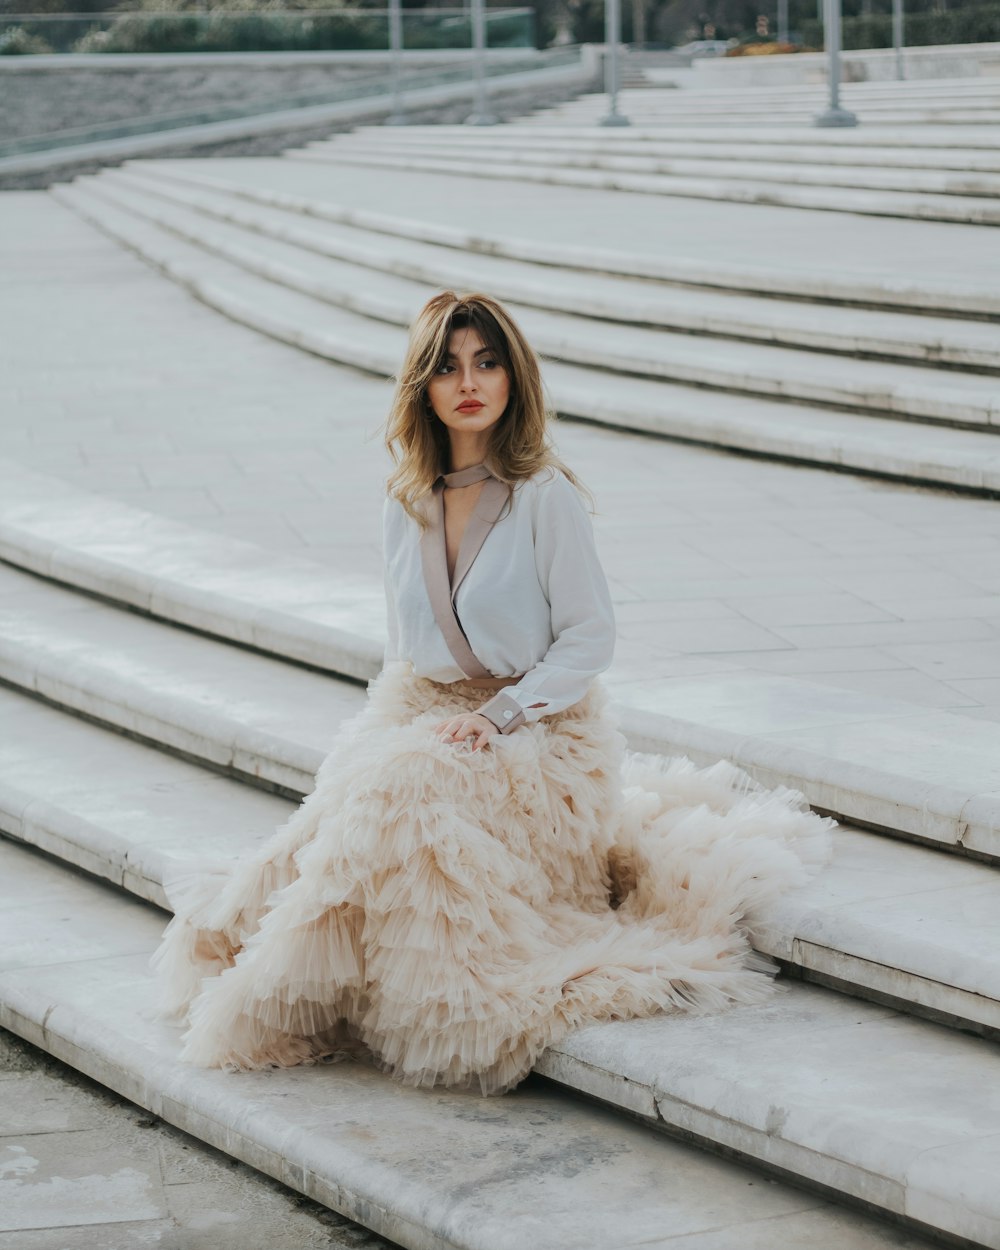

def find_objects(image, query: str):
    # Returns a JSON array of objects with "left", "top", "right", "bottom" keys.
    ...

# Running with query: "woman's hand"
[{"left": 434, "top": 712, "right": 499, "bottom": 752}]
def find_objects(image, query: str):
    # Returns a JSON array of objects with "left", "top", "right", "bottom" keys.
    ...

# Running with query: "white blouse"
[{"left": 382, "top": 466, "right": 616, "bottom": 730}]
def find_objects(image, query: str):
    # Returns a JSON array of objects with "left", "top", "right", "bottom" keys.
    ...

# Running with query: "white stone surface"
[
  {"left": 5, "top": 467, "right": 1000, "bottom": 855},
  {"left": 290, "top": 140, "right": 1000, "bottom": 226},
  {"left": 0, "top": 457, "right": 384, "bottom": 681},
  {"left": 690, "top": 44, "right": 1000, "bottom": 84},
  {"left": 0, "top": 685, "right": 298, "bottom": 908},
  {"left": 8, "top": 191, "right": 1000, "bottom": 801},
  {"left": 344, "top": 123, "right": 1000, "bottom": 173},
  {"left": 0, "top": 1038, "right": 392, "bottom": 1248},
  {"left": 328, "top": 127, "right": 1000, "bottom": 198},
  {"left": 123, "top": 154, "right": 1000, "bottom": 315},
  {"left": 529, "top": 79, "right": 1000, "bottom": 126},
  {"left": 99, "top": 162, "right": 1000, "bottom": 371},
  {"left": 536, "top": 986, "right": 1000, "bottom": 1246},
  {"left": 0, "top": 562, "right": 363, "bottom": 796},
  {"left": 79, "top": 166, "right": 1000, "bottom": 427},
  {"left": 4, "top": 625, "right": 1000, "bottom": 1034},
  {"left": 0, "top": 841, "right": 940, "bottom": 1250},
  {"left": 52, "top": 175, "right": 1000, "bottom": 495}
]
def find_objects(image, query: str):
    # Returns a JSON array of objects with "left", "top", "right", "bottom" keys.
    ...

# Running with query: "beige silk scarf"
[{"left": 418, "top": 463, "right": 511, "bottom": 680}]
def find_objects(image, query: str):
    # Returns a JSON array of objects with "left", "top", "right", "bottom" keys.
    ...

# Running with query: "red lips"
[{"left": 456, "top": 401, "right": 485, "bottom": 413}]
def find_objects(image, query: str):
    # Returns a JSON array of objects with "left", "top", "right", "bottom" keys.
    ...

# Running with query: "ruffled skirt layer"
[{"left": 153, "top": 662, "right": 832, "bottom": 1095}]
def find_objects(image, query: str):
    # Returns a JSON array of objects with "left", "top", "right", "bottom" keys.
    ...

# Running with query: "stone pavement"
[
  {"left": 4, "top": 73, "right": 1000, "bottom": 1250},
  {"left": 0, "top": 1029, "right": 390, "bottom": 1249},
  {"left": 189, "top": 151, "right": 1000, "bottom": 292},
  {"left": 4, "top": 191, "right": 1000, "bottom": 722}
]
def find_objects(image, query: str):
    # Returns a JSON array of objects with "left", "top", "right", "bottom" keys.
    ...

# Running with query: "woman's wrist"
[{"left": 476, "top": 691, "right": 526, "bottom": 734}]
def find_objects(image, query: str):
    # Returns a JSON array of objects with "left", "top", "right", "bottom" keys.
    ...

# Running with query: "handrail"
[
  {"left": 0, "top": 45, "right": 582, "bottom": 157},
  {"left": 3, "top": 7, "right": 533, "bottom": 18}
]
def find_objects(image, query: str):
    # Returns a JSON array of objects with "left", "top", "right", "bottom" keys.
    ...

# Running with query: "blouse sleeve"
[
  {"left": 382, "top": 497, "right": 401, "bottom": 664},
  {"left": 476, "top": 471, "right": 615, "bottom": 732}
]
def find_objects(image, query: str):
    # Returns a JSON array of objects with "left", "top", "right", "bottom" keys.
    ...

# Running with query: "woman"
[{"left": 153, "top": 291, "right": 831, "bottom": 1096}]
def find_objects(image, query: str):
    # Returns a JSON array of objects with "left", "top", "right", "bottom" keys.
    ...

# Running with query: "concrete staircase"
[
  {"left": 522, "top": 77, "right": 1000, "bottom": 128},
  {"left": 46, "top": 159, "right": 1000, "bottom": 494},
  {"left": 4, "top": 79, "right": 1000, "bottom": 1247},
  {"left": 3, "top": 450, "right": 1000, "bottom": 1247},
  {"left": 291, "top": 82, "right": 1000, "bottom": 225}
]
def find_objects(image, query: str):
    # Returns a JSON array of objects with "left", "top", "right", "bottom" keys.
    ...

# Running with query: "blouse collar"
[{"left": 440, "top": 462, "right": 493, "bottom": 489}]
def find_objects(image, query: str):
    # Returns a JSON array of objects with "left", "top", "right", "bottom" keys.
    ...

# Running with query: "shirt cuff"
[{"left": 477, "top": 691, "right": 526, "bottom": 734}]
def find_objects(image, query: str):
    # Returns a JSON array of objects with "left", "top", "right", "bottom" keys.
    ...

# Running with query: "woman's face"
[{"left": 426, "top": 326, "right": 510, "bottom": 440}]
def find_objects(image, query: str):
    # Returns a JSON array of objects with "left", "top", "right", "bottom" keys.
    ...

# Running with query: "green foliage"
[
  {"left": 0, "top": 22, "right": 53, "bottom": 50},
  {"left": 799, "top": 3, "right": 1000, "bottom": 47},
  {"left": 70, "top": 8, "right": 387, "bottom": 52},
  {"left": 54, "top": 0, "right": 534, "bottom": 54}
]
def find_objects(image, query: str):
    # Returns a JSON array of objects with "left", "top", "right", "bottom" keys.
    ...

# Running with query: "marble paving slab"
[
  {"left": 5, "top": 462, "right": 1000, "bottom": 858},
  {"left": 0, "top": 839, "right": 939, "bottom": 1250}
]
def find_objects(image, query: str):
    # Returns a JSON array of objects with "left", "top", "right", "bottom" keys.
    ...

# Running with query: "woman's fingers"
[{"left": 434, "top": 714, "right": 497, "bottom": 749}]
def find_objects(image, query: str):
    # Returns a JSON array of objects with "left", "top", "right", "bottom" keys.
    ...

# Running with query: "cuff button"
[{"left": 502, "top": 709, "right": 513, "bottom": 720}]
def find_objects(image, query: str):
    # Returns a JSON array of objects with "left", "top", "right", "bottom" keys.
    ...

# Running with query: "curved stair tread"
[{"left": 0, "top": 837, "right": 945, "bottom": 1250}]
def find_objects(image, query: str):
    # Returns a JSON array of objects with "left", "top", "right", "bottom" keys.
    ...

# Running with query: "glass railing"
[
  {"left": 0, "top": 7, "right": 535, "bottom": 55},
  {"left": 0, "top": 43, "right": 584, "bottom": 159}
]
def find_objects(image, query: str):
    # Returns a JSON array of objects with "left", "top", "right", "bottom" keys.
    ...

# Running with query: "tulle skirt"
[{"left": 152, "top": 662, "right": 832, "bottom": 1096}]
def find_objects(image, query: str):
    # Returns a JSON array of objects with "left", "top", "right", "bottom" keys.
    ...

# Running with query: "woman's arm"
[{"left": 476, "top": 471, "right": 616, "bottom": 733}]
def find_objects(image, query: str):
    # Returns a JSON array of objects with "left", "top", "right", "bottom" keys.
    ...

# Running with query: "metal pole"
[
  {"left": 632, "top": 0, "right": 646, "bottom": 47},
  {"left": 777, "top": 0, "right": 788, "bottom": 43},
  {"left": 892, "top": 0, "right": 905, "bottom": 79},
  {"left": 814, "top": 0, "right": 858, "bottom": 126},
  {"left": 466, "top": 0, "right": 497, "bottom": 125},
  {"left": 386, "top": 0, "right": 406, "bottom": 125},
  {"left": 600, "top": 0, "right": 630, "bottom": 126}
]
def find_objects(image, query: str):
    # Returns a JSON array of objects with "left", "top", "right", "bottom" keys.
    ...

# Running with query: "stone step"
[
  {"left": 0, "top": 837, "right": 946, "bottom": 1250},
  {"left": 534, "top": 982, "right": 1000, "bottom": 1248},
  {"left": 344, "top": 126, "right": 1000, "bottom": 174},
  {"left": 2, "top": 502, "right": 1000, "bottom": 860},
  {"left": 544, "top": 101, "right": 1000, "bottom": 127},
  {"left": 533, "top": 91, "right": 1000, "bottom": 127},
  {"left": 327, "top": 131, "right": 1000, "bottom": 199},
  {"left": 51, "top": 179, "right": 1000, "bottom": 494},
  {"left": 289, "top": 143, "right": 1000, "bottom": 227},
  {"left": 3, "top": 676, "right": 999, "bottom": 1039},
  {"left": 0, "top": 560, "right": 363, "bottom": 798},
  {"left": 123, "top": 158, "right": 1000, "bottom": 318},
  {"left": 103, "top": 163, "right": 1000, "bottom": 374},
  {"left": 580, "top": 82, "right": 1000, "bottom": 102},
  {"left": 505, "top": 122, "right": 1000, "bottom": 149},
  {"left": 84, "top": 167, "right": 1000, "bottom": 429}
]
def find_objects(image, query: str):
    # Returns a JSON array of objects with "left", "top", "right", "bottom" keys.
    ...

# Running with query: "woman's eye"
[
  {"left": 478, "top": 359, "right": 497, "bottom": 369},
  {"left": 434, "top": 363, "right": 454, "bottom": 375}
]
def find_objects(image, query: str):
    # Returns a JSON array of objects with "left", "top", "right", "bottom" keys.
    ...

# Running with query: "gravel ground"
[{"left": 0, "top": 1027, "right": 397, "bottom": 1250}]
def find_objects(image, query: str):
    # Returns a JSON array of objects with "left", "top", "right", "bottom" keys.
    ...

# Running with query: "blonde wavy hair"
[{"left": 385, "top": 291, "right": 585, "bottom": 525}]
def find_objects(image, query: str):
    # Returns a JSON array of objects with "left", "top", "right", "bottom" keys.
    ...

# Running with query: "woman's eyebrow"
[{"left": 443, "top": 347, "right": 493, "bottom": 360}]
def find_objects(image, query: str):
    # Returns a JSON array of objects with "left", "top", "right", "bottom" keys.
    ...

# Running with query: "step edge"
[
  {"left": 5, "top": 758, "right": 1000, "bottom": 1034},
  {"left": 127, "top": 161, "right": 1000, "bottom": 317},
  {"left": 0, "top": 977, "right": 464, "bottom": 1250},
  {"left": 50, "top": 182, "right": 1000, "bottom": 493},
  {"left": 3, "top": 465, "right": 1000, "bottom": 855},
  {"left": 102, "top": 164, "right": 1000, "bottom": 369},
  {"left": 76, "top": 171, "right": 1000, "bottom": 418},
  {"left": 0, "top": 842, "right": 995, "bottom": 1249}
]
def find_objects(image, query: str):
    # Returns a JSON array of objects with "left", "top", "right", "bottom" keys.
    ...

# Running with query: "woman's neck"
[{"left": 448, "top": 433, "right": 490, "bottom": 474}]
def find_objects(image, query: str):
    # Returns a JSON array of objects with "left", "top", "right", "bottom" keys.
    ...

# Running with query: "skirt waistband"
[{"left": 434, "top": 674, "right": 524, "bottom": 691}]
